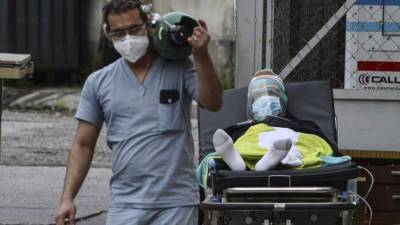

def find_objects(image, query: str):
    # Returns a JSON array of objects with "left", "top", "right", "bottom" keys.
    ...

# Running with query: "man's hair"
[{"left": 102, "top": 0, "right": 148, "bottom": 32}]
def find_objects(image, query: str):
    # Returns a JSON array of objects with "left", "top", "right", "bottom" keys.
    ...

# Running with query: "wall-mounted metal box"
[{"left": 0, "top": 53, "right": 33, "bottom": 79}]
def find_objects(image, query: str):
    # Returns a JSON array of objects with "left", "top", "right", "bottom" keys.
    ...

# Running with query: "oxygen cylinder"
[{"left": 150, "top": 11, "right": 198, "bottom": 60}]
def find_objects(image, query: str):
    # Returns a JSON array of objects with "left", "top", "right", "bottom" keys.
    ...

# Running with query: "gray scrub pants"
[{"left": 106, "top": 205, "right": 198, "bottom": 225}]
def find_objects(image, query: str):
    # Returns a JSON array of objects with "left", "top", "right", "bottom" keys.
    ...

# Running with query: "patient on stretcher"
[{"left": 211, "top": 69, "right": 350, "bottom": 171}]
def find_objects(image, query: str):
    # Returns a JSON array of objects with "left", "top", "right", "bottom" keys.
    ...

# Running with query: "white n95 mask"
[
  {"left": 113, "top": 35, "right": 149, "bottom": 63},
  {"left": 251, "top": 96, "right": 282, "bottom": 121}
]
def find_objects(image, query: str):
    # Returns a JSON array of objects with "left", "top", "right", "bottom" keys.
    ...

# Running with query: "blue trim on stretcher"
[
  {"left": 346, "top": 21, "right": 400, "bottom": 33},
  {"left": 357, "top": 0, "right": 400, "bottom": 5}
]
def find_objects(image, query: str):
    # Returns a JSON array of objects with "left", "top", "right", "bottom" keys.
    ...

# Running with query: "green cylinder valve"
[{"left": 151, "top": 11, "right": 198, "bottom": 60}]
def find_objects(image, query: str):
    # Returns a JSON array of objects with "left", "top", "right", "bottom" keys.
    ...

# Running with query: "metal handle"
[
  {"left": 200, "top": 201, "right": 357, "bottom": 211},
  {"left": 391, "top": 171, "right": 400, "bottom": 176},
  {"left": 225, "top": 187, "right": 335, "bottom": 195},
  {"left": 392, "top": 195, "right": 400, "bottom": 200},
  {"left": 268, "top": 175, "right": 292, "bottom": 187},
  {"left": 208, "top": 159, "right": 220, "bottom": 202}
]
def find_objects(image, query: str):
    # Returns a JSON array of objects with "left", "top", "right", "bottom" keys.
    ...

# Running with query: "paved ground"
[
  {"left": 0, "top": 166, "right": 111, "bottom": 225},
  {"left": 0, "top": 87, "right": 199, "bottom": 225},
  {"left": 0, "top": 110, "right": 111, "bottom": 168}
]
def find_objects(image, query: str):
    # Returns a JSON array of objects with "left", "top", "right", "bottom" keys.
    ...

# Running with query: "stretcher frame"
[{"left": 197, "top": 81, "right": 361, "bottom": 225}]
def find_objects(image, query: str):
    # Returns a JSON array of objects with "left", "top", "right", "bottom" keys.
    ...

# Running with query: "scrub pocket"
[{"left": 158, "top": 101, "right": 184, "bottom": 132}]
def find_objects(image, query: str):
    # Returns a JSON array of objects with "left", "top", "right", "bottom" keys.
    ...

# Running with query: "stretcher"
[{"left": 198, "top": 81, "right": 361, "bottom": 225}]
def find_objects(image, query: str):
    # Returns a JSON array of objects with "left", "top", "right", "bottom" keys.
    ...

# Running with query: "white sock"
[
  {"left": 255, "top": 138, "right": 292, "bottom": 171},
  {"left": 213, "top": 129, "right": 246, "bottom": 171}
]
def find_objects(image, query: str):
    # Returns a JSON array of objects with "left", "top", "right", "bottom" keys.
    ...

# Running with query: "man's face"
[{"left": 107, "top": 8, "right": 146, "bottom": 41}]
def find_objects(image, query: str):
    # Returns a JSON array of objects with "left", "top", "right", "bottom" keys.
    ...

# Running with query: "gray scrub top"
[{"left": 75, "top": 56, "right": 199, "bottom": 208}]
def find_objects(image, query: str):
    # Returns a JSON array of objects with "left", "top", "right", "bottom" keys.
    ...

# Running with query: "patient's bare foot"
[{"left": 213, "top": 129, "right": 246, "bottom": 171}]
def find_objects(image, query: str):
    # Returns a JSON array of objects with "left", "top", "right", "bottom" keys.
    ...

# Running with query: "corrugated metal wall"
[{"left": 0, "top": 0, "right": 79, "bottom": 71}]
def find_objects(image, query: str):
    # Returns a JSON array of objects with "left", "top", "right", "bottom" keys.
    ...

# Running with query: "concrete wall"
[
  {"left": 82, "top": 0, "right": 236, "bottom": 87},
  {"left": 152, "top": 0, "right": 236, "bottom": 88},
  {"left": 235, "top": 0, "right": 264, "bottom": 88}
]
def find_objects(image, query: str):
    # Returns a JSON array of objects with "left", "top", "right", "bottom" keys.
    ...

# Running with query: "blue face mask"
[{"left": 251, "top": 96, "right": 282, "bottom": 121}]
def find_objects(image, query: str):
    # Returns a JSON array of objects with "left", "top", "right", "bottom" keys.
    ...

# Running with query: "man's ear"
[
  {"left": 102, "top": 23, "right": 108, "bottom": 35},
  {"left": 146, "top": 24, "right": 154, "bottom": 36},
  {"left": 103, "top": 23, "right": 112, "bottom": 41}
]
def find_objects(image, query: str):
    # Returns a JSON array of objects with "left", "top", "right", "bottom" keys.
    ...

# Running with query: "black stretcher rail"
[{"left": 200, "top": 201, "right": 357, "bottom": 211}]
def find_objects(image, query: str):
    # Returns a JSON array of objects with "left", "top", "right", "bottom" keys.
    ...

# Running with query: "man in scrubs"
[{"left": 55, "top": 0, "right": 223, "bottom": 224}]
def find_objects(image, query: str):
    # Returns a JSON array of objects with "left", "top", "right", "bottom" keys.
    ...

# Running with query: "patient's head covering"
[{"left": 247, "top": 69, "right": 288, "bottom": 121}]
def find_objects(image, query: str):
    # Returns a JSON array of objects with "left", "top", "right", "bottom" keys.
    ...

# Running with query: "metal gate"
[{"left": 235, "top": 0, "right": 400, "bottom": 91}]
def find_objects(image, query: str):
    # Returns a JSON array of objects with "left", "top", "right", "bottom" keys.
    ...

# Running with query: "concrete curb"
[
  {"left": 4, "top": 87, "right": 198, "bottom": 118},
  {"left": 6, "top": 88, "right": 81, "bottom": 114}
]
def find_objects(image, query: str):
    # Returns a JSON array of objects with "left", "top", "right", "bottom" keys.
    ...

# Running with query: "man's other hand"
[
  {"left": 187, "top": 19, "right": 210, "bottom": 56},
  {"left": 55, "top": 200, "right": 76, "bottom": 225}
]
